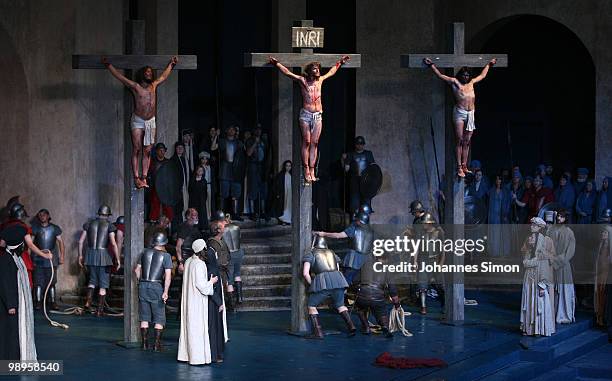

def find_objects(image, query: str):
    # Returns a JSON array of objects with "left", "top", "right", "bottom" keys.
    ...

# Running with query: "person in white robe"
[
  {"left": 177, "top": 239, "right": 218, "bottom": 365},
  {"left": 546, "top": 209, "right": 576, "bottom": 324},
  {"left": 520, "top": 217, "right": 556, "bottom": 336}
]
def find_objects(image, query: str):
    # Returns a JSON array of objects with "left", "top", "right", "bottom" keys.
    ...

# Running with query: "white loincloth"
[
  {"left": 453, "top": 107, "right": 476, "bottom": 131},
  {"left": 131, "top": 114, "right": 157, "bottom": 146}
]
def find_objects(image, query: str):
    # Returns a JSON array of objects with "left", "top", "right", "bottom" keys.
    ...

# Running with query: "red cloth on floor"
[{"left": 374, "top": 352, "right": 447, "bottom": 369}]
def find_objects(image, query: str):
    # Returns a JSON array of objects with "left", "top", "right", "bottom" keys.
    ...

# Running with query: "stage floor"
[{"left": 19, "top": 291, "right": 611, "bottom": 381}]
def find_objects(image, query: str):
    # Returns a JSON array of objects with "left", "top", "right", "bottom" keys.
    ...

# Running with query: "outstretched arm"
[
  {"left": 313, "top": 231, "right": 348, "bottom": 239},
  {"left": 269, "top": 57, "right": 304, "bottom": 82},
  {"left": 423, "top": 58, "right": 457, "bottom": 85},
  {"left": 321, "top": 55, "right": 350, "bottom": 81},
  {"left": 472, "top": 58, "right": 496, "bottom": 83},
  {"left": 102, "top": 57, "right": 138, "bottom": 89},
  {"left": 154, "top": 56, "right": 178, "bottom": 86}
]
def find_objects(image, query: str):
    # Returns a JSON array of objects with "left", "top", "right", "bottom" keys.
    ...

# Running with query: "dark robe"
[
  {"left": 555, "top": 184, "right": 576, "bottom": 221},
  {"left": 270, "top": 170, "right": 291, "bottom": 218},
  {"left": 0, "top": 249, "right": 20, "bottom": 360},
  {"left": 204, "top": 247, "right": 225, "bottom": 361},
  {"left": 576, "top": 190, "right": 597, "bottom": 224},
  {"left": 188, "top": 177, "right": 209, "bottom": 229}
]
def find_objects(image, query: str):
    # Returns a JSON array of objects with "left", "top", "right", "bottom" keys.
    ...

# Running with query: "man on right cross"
[{"left": 424, "top": 57, "right": 497, "bottom": 178}]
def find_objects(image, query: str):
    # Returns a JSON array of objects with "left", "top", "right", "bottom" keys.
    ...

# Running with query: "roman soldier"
[
  {"left": 222, "top": 213, "right": 244, "bottom": 304},
  {"left": 31, "top": 209, "right": 65, "bottom": 310},
  {"left": 414, "top": 213, "right": 445, "bottom": 315}
]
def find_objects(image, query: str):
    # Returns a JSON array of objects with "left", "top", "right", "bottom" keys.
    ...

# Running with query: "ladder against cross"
[
  {"left": 400, "top": 22, "right": 508, "bottom": 322},
  {"left": 244, "top": 19, "right": 360, "bottom": 334},
  {"left": 72, "top": 20, "right": 198, "bottom": 344}
]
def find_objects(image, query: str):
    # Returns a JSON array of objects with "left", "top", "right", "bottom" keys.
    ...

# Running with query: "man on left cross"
[{"left": 102, "top": 56, "right": 178, "bottom": 189}]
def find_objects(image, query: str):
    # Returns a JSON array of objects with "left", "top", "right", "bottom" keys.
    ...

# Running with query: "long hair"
[
  {"left": 135, "top": 66, "right": 155, "bottom": 83},
  {"left": 279, "top": 160, "right": 292, "bottom": 176},
  {"left": 455, "top": 66, "right": 470, "bottom": 80},
  {"left": 303, "top": 62, "right": 321, "bottom": 78}
]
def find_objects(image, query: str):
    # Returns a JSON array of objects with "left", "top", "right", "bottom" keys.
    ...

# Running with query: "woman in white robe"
[
  {"left": 520, "top": 217, "right": 556, "bottom": 336},
  {"left": 177, "top": 240, "right": 218, "bottom": 365}
]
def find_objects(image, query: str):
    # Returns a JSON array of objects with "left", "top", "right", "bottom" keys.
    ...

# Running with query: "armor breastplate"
[
  {"left": 141, "top": 249, "right": 166, "bottom": 282},
  {"left": 223, "top": 223, "right": 241, "bottom": 252},
  {"left": 352, "top": 152, "right": 368, "bottom": 176},
  {"left": 87, "top": 219, "right": 110, "bottom": 250},
  {"left": 311, "top": 248, "right": 338, "bottom": 274},
  {"left": 34, "top": 225, "right": 58, "bottom": 251},
  {"left": 223, "top": 140, "right": 238, "bottom": 163},
  {"left": 351, "top": 225, "right": 373, "bottom": 254}
]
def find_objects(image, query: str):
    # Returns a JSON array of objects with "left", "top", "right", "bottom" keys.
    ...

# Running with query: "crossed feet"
[
  {"left": 457, "top": 163, "right": 472, "bottom": 178},
  {"left": 303, "top": 165, "right": 319, "bottom": 184},
  {"left": 134, "top": 176, "right": 150, "bottom": 189}
]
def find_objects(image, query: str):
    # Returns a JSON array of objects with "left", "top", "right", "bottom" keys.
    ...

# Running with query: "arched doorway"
[
  {"left": 0, "top": 26, "right": 30, "bottom": 201},
  {"left": 469, "top": 15, "right": 595, "bottom": 180}
]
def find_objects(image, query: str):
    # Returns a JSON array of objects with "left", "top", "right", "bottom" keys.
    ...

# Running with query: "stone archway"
[
  {"left": 0, "top": 25, "right": 30, "bottom": 202},
  {"left": 468, "top": 15, "right": 595, "bottom": 178}
]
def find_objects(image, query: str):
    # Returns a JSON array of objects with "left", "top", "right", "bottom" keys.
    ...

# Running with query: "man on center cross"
[
  {"left": 424, "top": 57, "right": 497, "bottom": 178},
  {"left": 269, "top": 55, "right": 351, "bottom": 183}
]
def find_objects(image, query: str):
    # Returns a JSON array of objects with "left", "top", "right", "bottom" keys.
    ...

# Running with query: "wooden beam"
[
  {"left": 72, "top": 54, "right": 197, "bottom": 70},
  {"left": 401, "top": 54, "right": 508, "bottom": 69},
  {"left": 244, "top": 53, "right": 361, "bottom": 68}
]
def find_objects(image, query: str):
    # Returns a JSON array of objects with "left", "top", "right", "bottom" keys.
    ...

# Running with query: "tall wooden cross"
[
  {"left": 245, "top": 20, "right": 361, "bottom": 334},
  {"left": 400, "top": 22, "right": 508, "bottom": 322},
  {"left": 73, "top": 20, "right": 197, "bottom": 344}
]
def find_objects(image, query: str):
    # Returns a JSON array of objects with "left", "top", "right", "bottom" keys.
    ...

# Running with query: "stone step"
[
  {"left": 242, "top": 253, "right": 291, "bottom": 265},
  {"left": 242, "top": 285, "right": 291, "bottom": 298},
  {"left": 240, "top": 224, "right": 291, "bottom": 239},
  {"left": 240, "top": 264, "right": 292, "bottom": 276},
  {"left": 241, "top": 242, "right": 291, "bottom": 254},
  {"left": 236, "top": 296, "right": 291, "bottom": 311},
  {"left": 242, "top": 274, "right": 292, "bottom": 286}
]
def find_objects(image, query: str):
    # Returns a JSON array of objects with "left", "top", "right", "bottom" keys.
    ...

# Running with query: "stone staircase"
[{"left": 61, "top": 221, "right": 295, "bottom": 312}]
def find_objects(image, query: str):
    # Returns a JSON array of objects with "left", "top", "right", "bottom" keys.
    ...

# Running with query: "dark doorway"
[
  {"left": 178, "top": 0, "right": 273, "bottom": 147},
  {"left": 469, "top": 15, "right": 595, "bottom": 181}
]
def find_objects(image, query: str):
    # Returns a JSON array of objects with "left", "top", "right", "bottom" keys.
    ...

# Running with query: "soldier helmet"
[
  {"left": 354, "top": 136, "right": 366, "bottom": 145},
  {"left": 36, "top": 209, "right": 51, "bottom": 222},
  {"left": 544, "top": 210, "right": 557, "bottom": 224},
  {"left": 210, "top": 210, "right": 226, "bottom": 222},
  {"left": 115, "top": 216, "right": 125, "bottom": 225},
  {"left": 97, "top": 205, "right": 112, "bottom": 216},
  {"left": 151, "top": 231, "right": 168, "bottom": 247},
  {"left": 421, "top": 212, "right": 437, "bottom": 224},
  {"left": 355, "top": 212, "right": 370, "bottom": 225},
  {"left": 357, "top": 204, "right": 373, "bottom": 215},
  {"left": 409, "top": 200, "right": 425, "bottom": 214},
  {"left": 9, "top": 203, "right": 28, "bottom": 219},
  {"left": 604, "top": 209, "right": 612, "bottom": 218},
  {"left": 313, "top": 235, "right": 328, "bottom": 249}
]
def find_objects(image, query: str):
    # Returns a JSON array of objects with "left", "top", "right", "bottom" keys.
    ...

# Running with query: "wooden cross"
[
  {"left": 72, "top": 20, "right": 197, "bottom": 344},
  {"left": 401, "top": 22, "right": 508, "bottom": 322},
  {"left": 245, "top": 20, "right": 361, "bottom": 334}
]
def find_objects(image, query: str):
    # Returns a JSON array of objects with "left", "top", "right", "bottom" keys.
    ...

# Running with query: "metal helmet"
[
  {"left": 358, "top": 204, "right": 373, "bottom": 215},
  {"left": 421, "top": 212, "right": 437, "bottom": 224},
  {"left": 151, "top": 231, "right": 168, "bottom": 247},
  {"left": 313, "top": 235, "right": 328, "bottom": 249},
  {"left": 544, "top": 210, "right": 557, "bottom": 224},
  {"left": 409, "top": 200, "right": 425, "bottom": 214},
  {"left": 115, "top": 216, "right": 125, "bottom": 225},
  {"left": 355, "top": 211, "right": 370, "bottom": 225},
  {"left": 211, "top": 210, "right": 226, "bottom": 222},
  {"left": 604, "top": 209, "right": 612, "bottom": 218},
  {"left": 9, "top": 203, "right": 28, "bottom": 219},
  {"left": 98, "top": 205, "right": 112, "bottom": 216}
]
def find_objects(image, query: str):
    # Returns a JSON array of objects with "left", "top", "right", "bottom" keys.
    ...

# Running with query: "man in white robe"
[
  {"left": 520, "top": 217, "right": 556, "bottom": 336},
  {"left": 178, "top": 239, "right": 228, "bottom": 365}
]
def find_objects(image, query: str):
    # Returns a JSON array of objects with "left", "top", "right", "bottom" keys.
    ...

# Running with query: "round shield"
[
  {"left": 464, "top": 195, "right": 486, "bottom": 225},
  {"left": 155, "top": 160, "right": 182, "bottom": 206},
  {"left": 359, "top": 163, "right": 383, "bottom": 199},
  {"left": 537, "top": 202, "right": 563, "bottom": 221}
]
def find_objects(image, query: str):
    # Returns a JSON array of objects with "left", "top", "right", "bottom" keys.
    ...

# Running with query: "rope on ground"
[
  {"left": 388, "top": 306, "right": 413, "bottom": 337},
  {"left": 42, "top": 258, "right": 69, "bottom": 329}
]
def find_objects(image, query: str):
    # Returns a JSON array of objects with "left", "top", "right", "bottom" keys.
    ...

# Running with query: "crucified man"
[
  {"left": 102, "top": 56, "right": 178, "bottom": 188},
  {"left": 424, "top": 57, "right": 496, "bottom": 178},
  {"left": 269, "top": 55, "right": 350, "bottom": 183}
]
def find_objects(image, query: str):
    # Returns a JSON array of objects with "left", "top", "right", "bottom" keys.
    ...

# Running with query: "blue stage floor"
[{"left": 8, "top": 290, "right": 611, "bottom": 381}]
